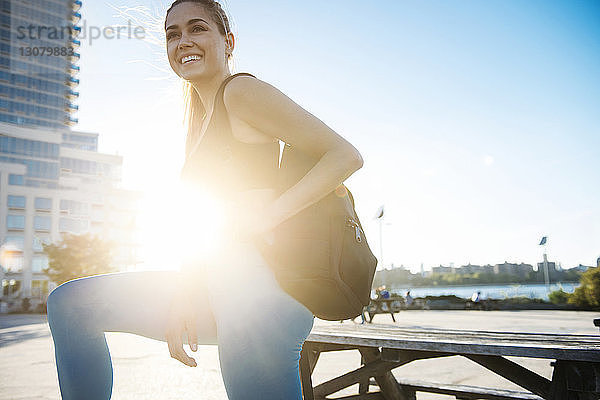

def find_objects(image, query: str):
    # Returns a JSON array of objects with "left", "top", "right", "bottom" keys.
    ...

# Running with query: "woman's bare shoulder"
[
  {"left": 223, "top": 74, "right": 282, "bottom": 108},
  {"left": 223, "top": 75, "right": 362, "bottom": 162}
]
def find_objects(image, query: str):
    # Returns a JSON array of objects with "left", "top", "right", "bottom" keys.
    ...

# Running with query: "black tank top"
[{"left": 180, "top": 73, "right": 280, "bottom": 198}]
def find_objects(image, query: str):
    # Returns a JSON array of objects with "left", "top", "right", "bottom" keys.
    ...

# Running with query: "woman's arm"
[
  {"left": 223, "top": 76, "right": 364, "bottom": 232},
  {"left": 177, "top": 260, "right": 199, "bottom": 295}
]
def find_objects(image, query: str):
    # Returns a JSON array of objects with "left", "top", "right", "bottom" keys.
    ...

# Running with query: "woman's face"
[{"left": 165, "top": 3, "right": 230, "bottom": 82}]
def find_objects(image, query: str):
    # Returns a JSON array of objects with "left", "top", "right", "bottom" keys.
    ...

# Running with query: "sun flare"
[{"left": 136, "top": 182, "right": 227, "bottom": 271}]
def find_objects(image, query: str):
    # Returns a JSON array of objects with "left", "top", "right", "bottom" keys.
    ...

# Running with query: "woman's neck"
[{"left": 190, "top": 72, "right": 232, "bottom": 116}]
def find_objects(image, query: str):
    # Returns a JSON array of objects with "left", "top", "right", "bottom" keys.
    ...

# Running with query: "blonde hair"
[
  {"left": 182, "top": 81, "right": 204, "bottom": 154},
  {"left": 165, "top": 0, "right": 234, "bottom": 154}
]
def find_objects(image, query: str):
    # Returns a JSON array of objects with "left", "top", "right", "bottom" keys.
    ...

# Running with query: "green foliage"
[
  {"left": 43, "top": 233, "right": 116, "bottom": 285},
  {"left": 568, "top": 267, "right": 600, "bottom": 307},
  {"left": 561, "top": 268, "right": 584, "bottom": 282},
  {"left": 422, "top": 294, "right": 464, "bottom": 303},
  {"left": 548, "top": 289, "right": 570, "bottom": 304},
  {"left": 501, "top": 296, "right": 546, "bottom": 304}
]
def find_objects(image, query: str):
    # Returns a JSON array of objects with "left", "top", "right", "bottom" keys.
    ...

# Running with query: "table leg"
[
  {"left": 387, "top": 301, "right": 396, "bottom": 323},
  {"left": 300, "top": 344, "right": 315, "bottom": 400},
  {"left": 549, "top": 360, "right": 600, "bottom": 400},
  {"left": 465, "top": 354, "right": 550, "bottom": 399},
  {"left": 359, "top": 353, "right": 369, "bottom": 394},
  {"left": 359, "top": 347, "right": 411, "bottom": 400}
]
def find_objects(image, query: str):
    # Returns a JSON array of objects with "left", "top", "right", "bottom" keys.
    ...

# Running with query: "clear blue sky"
[{"left": 75, "top": 0, "right": 599, "bottom": 271}]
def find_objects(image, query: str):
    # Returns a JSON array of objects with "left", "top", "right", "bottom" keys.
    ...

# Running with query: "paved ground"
[{"left": 1, "top": 310, "right": 598, "bottom": 400}]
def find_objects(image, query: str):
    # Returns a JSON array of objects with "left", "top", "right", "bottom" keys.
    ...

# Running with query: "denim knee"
[
  {"left": 47, "top": 279, "right": 86, "bottom": 323},
  {"left": 47, "top": 282, "right": 71, "bottom": 317},
  {"left": 48, "top": 278, "right": 106, "bottom": 341}
]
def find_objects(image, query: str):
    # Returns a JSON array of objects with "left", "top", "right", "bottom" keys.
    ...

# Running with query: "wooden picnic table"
[
  {"left": 299, "top": 323, "right": 600, "bottom": 400},
  {"left": 362, "top": 298, "right": 431, "bottom": 324},
  {"left": 365, "top": 299, "right": 400, "bottom": 323}
]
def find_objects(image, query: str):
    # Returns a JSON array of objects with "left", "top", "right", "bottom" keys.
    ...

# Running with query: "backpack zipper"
[{"left": 346, "top": 217, "right": 363, "bottom": 243}]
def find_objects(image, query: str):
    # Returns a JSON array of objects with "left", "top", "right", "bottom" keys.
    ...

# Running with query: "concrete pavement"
[{"left": 1, "top": 310, "right": 598, "bottom": 399}]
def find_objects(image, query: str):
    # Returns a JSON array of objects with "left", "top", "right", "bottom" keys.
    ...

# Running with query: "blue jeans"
[{"left": 47, "top": 239, "right": 315, "bottom": 399}]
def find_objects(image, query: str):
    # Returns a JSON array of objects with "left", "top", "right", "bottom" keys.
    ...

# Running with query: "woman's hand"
[
  {"left": 165, "top": 291, "right": 198, "bottom": 367},
  {"left": 226, "top": 202, "right": 277, "bottom": 245}
]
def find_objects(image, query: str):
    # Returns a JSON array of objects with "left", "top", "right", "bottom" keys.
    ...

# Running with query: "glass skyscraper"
[
  {"left": 1, "top": 0, "right": 81, "bottom": 128},
  {"left": 0, "top": 1, "right": 140, "bottom": 312}
]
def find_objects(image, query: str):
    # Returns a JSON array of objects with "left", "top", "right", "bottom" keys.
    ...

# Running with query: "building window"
[
  {"left": 31, "top": 280, "right": 50, "bottom": 299},
  {"left": 34, "top": 216, "right": 51, "bottom": 231},
  {"left": 7, "top": 215, "right": 25, "bottom": 230},
  {"left": 59, "top": 217, "right": 86, "bottom": 233},
  {"left": 8, "top": 174, "right": 24, "bottom": 185},
  {"left": 3, "top": 235, "right": 24, "bottom": 251},
  {"left": 35, "top": 197, "right": 52, "bottom": 211},
  {"left": 32, "top": 256, "right": 49, "bottom": 273},
  {"left": 60, "top": 199, "right": 88, "bottom": 216},
  {"left": 7, "top": 195, "right": 26, "bottom": 209},
  {"left": 2, "top": 255, "right": 24, "bottom": 273},
  {"left": 32, "top": 236, "right": 51, "bottom": 252},
  {"left": 0, "top": 157, "right": 59, "bottom": 180},
  {"left": 0, "top": 136, "right": 59, "bottom": 160},
  {"left": 2, "top": 279, "right": 21, "bottom": 296}
]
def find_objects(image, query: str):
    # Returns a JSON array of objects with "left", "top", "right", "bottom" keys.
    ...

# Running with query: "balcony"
[
  {"left": 71, "top": 39, "right": 81, "bottom": 48},
  {"left": 65, "top": 116, "right": 79, "bottom": 126},
  {"left": 72, "top": 12, "right": 82, "bottom": 24},
  {"left": 65, "top": 102, "right": 79, "bottom": 111},
  {"left": 67, "top": 89, "right": 80, "bottom": 99},
  {"left": 66, "top": 77, "right": 80, "bottom": 87},
  {"left": 69, "top": 63, "right": 80, "bottom": 72},
  {"left": 71, "top": 25, "right": 82, "bottom": 38},
  {"left": 73, "top": 0, "right": 82, "bottom": 11}
]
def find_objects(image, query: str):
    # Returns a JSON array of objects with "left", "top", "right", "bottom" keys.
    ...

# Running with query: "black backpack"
[{"left": 254, "top": 143, "right": 378, "bottom": 320}]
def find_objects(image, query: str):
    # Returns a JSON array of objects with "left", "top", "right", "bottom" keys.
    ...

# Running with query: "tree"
[
  {"left": 568, "top": 267, "right": 600, "bottom": 308},
  {"left": 548, "top": 289, "right": 570, "bottom": 304},
  {"left": 43, "top": 233, "right": 116, "bottom": 285}
]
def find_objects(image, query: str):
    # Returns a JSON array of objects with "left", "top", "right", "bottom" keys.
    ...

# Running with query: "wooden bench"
[
  {"left": 364, "top": 299, "right": 401, "bottom": 323},
  {"left": 358, "top": 299, "right": 430, "bottom": 324},
  {"left": 299, "top": 324, "right": 600, "bottom": 399}
]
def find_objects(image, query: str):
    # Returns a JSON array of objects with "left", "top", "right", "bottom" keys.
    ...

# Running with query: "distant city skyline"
[
  {"left": 74, "top": 0, "right": 599, "bottom": 272},
  {"left": 382, "top": 259, "right": 594, "bottom": 272}
]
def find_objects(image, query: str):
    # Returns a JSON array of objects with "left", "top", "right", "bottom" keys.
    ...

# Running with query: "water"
[{"left": 385, "top": 282, "right": 580, "bottom": 301}]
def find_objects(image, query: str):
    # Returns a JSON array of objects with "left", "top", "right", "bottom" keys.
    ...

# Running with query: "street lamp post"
[
  {"left": 379, "top": 216, "right": 384, "bottom": 268},
  {"left": 539, "top": 236, "right": 550, "bottom": 288},
  {"left": 542, "top": 252, "right": 550, "bottom": 287},
  {"left": 374, "top": 205, "right": 385, "bottom": 269}
]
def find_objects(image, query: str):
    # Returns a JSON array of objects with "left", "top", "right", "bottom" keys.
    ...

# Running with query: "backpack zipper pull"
[
  {"left": 355, "top": 225, "right": 362, "bottom": 242},
  {"left": 347, "top": 218, "right": 363, "bottom": 243}
]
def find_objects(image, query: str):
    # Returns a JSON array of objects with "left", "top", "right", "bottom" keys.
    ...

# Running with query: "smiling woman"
[{"left": 46, "top": 1, "right": 367, "bottom": 399}]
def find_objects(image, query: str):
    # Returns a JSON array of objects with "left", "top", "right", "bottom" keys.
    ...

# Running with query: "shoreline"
[{"left": 387, "top": 281, "right": 580, "bottom": 289}]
